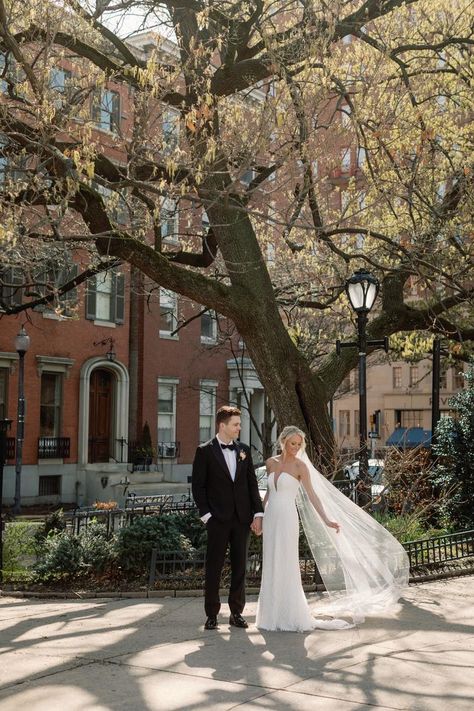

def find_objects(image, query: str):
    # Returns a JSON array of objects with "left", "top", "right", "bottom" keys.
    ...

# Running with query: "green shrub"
[
  {"left": 79, "top": 520, "right": 117, "bottom": 572},
  {"left": 3, "top": 522, "right": 40, "bottom": 571},
  {"left": 115, "top": 515, "right": 193, "bottom": 574},
  {"left": 374, "top": 512, "right": 448, "bottom": 543},
  {"left": 34, "top": 509, "right": 66, "bottom": 546},
  {"left": 431, "top": 362, "right": 474, "bottom": 530},
  {"left": 172, "top": 510, "right": 208, "bottom": 551},
  {"left": 35, "top": 531, "right": 82, "bottom": 580}
]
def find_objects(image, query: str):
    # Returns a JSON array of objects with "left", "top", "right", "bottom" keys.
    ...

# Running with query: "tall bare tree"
[{"left": 0, "top": 0, "right": 473, "bottom": 467}]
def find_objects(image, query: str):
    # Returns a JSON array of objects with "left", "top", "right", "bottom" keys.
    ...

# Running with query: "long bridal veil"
[{"left": 296, "top": 450, "right": 410, "bottom": 624}]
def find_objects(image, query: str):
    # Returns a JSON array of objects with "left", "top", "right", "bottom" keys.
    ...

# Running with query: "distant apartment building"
[{"left": 332, "top": 357, "right": 466, "bottom": 456}]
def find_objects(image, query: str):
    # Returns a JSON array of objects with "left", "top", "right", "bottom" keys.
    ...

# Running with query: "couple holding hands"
[{"left": 192, "top": 406, "right": 409, "bottom": 633}]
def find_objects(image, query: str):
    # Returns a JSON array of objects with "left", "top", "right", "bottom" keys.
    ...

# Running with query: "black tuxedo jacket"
[{"left": 192, "top": 437, "right": 264, "bottom": 524}]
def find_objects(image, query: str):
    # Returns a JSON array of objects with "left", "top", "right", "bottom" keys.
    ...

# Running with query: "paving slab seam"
[
  {"left": 0, "top": 659, "right": 95, "bottom": 693},
  {"left": 102, "top": 657, "right": 283, "bottom": 693},
  {"left": 226, "top": 690, "right": 278, "bottom": 710},
  {"left": 275, "top": 685, "right": 415, "bottom": 711}
]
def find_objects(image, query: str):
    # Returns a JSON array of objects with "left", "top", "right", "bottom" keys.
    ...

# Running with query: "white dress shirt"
[{"left": 200, "top": 436, "right": 263, "bottom": 523}]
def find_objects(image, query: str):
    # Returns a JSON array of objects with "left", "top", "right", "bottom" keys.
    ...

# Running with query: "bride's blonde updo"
[{"left": 278, "top": 426, "right": 307, "bottom": 454}]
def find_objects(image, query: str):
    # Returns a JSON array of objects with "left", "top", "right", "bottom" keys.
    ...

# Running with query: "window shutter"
[
  {"left": 112, "top": 270, "right": 125, "bottom": 324},
  {"left": 112, "top": 91, "right": 120, "bottom": 132},
  {"left": 85, "top": 275, "right": 97, "bottom": 320},
  {"left": 62, "top": 264, "right": 79, "bottom": 313},
  {"left": 91, "top": 89, "right": 101, "bottom": 124},
  {"left": 0, "top": 267, "right": 23, "bottom": 307}
]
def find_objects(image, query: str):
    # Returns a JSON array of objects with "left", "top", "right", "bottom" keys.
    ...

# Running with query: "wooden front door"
[{"left": 88, "top": 368, "right": 114, "bottom": 463}]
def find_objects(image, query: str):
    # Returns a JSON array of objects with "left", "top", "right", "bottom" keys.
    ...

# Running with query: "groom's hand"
[{"left": 251, "top": 517, "right": 262, "bottom": 536}]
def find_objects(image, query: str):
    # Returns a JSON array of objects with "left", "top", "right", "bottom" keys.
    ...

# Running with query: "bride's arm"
[
  {"left": 299, "top": 463, "right": 340, "bottom": 532},
  {"left": 262, "top": 458, "right": 273, "bottom": 510}
]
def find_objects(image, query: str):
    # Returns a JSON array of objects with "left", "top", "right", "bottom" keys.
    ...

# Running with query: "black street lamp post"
[
  {"left": 336, "top": 269, "right": 388, "bottom": 508},
  {"left": 0, "top": 418, "right": 13, "bottom": 583},
  {"left": 13, "top": 325, "right": 30, "bottom": 516}
]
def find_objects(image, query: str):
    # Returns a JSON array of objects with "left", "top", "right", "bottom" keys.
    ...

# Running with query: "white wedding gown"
[
  {"left": 255, "top": 458, "right": 410, "bottom": 631},
  {"left": 256, "top": 471, "right": 317, "bottom": 632}
]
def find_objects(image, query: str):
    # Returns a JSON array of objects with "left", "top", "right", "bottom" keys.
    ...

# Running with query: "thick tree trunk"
[
  {"left": 199, "top": 188, "right": 334, "bottom": 467},
  {"left": 234, "top": 306, "right": 335, "bottom": 470}
]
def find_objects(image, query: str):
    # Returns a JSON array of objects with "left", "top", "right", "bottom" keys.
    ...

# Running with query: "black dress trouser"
[{"left": 205, "top": 514, "right": 250, "bottom": 617}]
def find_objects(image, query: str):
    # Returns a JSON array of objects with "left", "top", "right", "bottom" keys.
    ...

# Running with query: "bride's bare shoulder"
[
  {"left": 265, "top": 455, "right": 280, "bottom": 471},
  {"left": 295, "top": 458, "right": 309, "bottom": 478}
]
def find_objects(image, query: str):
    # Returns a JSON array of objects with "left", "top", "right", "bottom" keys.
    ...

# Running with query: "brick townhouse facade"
[{"left": 0, "top": 25, "right": 463, "bottom": 507}]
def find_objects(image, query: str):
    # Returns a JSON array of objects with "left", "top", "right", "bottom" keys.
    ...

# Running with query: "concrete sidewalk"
[{"left": 0, "top": 577, "right": 473, "bottom": 711}]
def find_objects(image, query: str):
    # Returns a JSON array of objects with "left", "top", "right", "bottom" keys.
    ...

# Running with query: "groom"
[{"left": 192, "top": 405, "right": 264, "bottom": 630}]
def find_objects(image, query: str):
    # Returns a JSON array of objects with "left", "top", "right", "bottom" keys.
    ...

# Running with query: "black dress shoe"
[
  {"left": 204, "top": 616, "right": 218, "bottom": 630},
  {"left": 229, "top": 613, "right": 248, "bottom": 628}
]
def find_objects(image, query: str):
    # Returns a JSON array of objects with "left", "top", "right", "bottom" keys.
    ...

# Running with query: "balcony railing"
[
  {"left": 38, "top": 436, "right": 71, "bottom": 459},
  {"left": 6, "top": 437, "right": 15, "bottom": 460}
]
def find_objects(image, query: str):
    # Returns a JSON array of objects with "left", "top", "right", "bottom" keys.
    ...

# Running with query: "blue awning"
[{"left": 386, "top": 426, "right": 432, "bottom": 448}]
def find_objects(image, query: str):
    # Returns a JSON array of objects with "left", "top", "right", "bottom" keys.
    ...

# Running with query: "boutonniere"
[{"left": 239, "top": 450, "right": 247, "bottom": 461}]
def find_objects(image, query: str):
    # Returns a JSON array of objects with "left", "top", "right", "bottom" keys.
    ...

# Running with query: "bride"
[{"left": 255, "top": 426, "right": 410, "bottom": 632}]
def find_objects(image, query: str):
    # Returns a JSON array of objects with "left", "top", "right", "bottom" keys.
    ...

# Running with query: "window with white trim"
[
  {"left": 159, "top": 288, "right": 178, "bottom": 337},
  {"left": 339, "top": 410, "right": 350, "bottom": 437},
  {"left": 409, "top": 365, "right": 419, "bottom": 389},
  {"left": 160, "top": 197, "right": 179, "bottom": 244},
  {"left": 266, "top": 243, "right": 276, "bottom": 264},
  {"left": 340, "top": 102, "right": 351, "bottom": 128},
  {"left": 400, "top": 410, "right": 423, "bottom": 428},
  {"left": 453, "top": 367, "right": 465, "bottom": 390},
  {"left": 50, "top": 67, "right": 73, "bottom": 107},
  {"left": 92, "top": 89, "right": 120, "bottom": 133},
  {"left": 33, "top": 260, "right": 79, "bottom": 317},
  {"left": 86, "top": 268, "right": 125, "bottom": 324},
  {"left": 40, "top": 372, "right": 62, "bottom": 437},
  {"left": 393, "top": 366, "right": 402, "bottom": 389},
  {"left": 0, "top": 267, "right": 23, "bottom": 309},
  {"left": 341, "top": 148, "right": 351, "bottom": 173},
  {"left": 201, "top": 310, "right": 217, "bottom": 343},
  {"left": 157, "top": 379, "right": 177, "bottom": 456},
  {"left": 199, "top": 381, "right": 217, "bottom": 442},
  {"left": 162, "top": 107, "right": 180, "bottom": 152},
  {"left": 357, "top": 147, "right": 367, "bottom": 168}
]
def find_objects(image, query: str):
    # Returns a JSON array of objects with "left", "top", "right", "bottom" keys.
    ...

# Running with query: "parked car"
[
  {"left": 343, "top": 459, "right": 387, "bottom": 506},
  {"left": 255, "top": 465, "right": 268, "bottom": 498}
]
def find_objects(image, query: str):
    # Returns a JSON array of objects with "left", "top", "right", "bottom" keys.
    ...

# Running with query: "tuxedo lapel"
[
  {"left": 211, "top": 437, "right": 233, "bottom": 481},
  {"left": 234, "top": 444, "right": 245, "bottom": 480}
]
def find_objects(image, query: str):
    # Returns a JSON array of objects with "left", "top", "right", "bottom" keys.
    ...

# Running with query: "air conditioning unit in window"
[{"left": 158, "top": 442, "right": 179, "bottom": 458}]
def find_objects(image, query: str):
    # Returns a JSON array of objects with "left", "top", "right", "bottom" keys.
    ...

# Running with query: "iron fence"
[
  {"left": 404, "top": 529, "right": 474, "bottom": 570},
  {"left": 148, "top": 549, "right": 320, "bottom": 589},
  {"left": 65, "top": 507, "right": 127, "bottom": 536},
  {"left": 65, "top": 493, "right": 196, "bottom": 533},
  {"left": 125, "top": 493, "right": 194, "bottom": 516},
  {"left": 148, "top": 529, "right": 474, "bottom": 589}
]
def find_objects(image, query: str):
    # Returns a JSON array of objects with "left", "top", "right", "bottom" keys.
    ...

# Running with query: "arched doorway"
[
  {"left": 88, "top": 368, "right": 115, "bottom": 462},
  {"left": 78, "top": 357, "right": 129, "bottom": 467}
]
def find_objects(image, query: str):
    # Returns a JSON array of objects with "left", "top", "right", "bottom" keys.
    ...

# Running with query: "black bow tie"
[{"left": 221, "top": 443, "right": 236, "bottom": 451}]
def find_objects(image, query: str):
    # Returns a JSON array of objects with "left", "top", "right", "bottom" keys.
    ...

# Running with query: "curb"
[{"left": 2, "top": 569, "right": 473, "bottom": 600}]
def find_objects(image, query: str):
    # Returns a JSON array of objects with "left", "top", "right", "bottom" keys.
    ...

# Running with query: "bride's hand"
[{"left": 326, "top": 520, "right": 340, "bottom": 533}]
